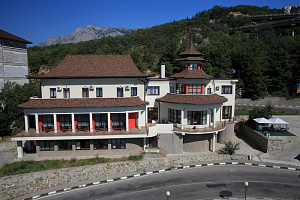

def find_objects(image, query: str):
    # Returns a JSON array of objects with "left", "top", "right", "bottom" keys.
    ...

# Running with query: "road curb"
[{"left": 24, "top": 161, "right": 300, "bottom": 200}]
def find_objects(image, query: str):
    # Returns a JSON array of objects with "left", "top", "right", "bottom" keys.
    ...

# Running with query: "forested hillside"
[{"left": 28, "top": 5, "right": 300, "bottom": 100}]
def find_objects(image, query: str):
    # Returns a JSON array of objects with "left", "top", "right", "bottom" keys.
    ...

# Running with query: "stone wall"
[
  {"left": 238, "top": 123, "right": 295, "bottom": 153},
  {"left": 0, "top": 154, "right": 248, "bottom": 199},
  {"left": 238, "top": 123, "right": 268, "bottom": 153}
]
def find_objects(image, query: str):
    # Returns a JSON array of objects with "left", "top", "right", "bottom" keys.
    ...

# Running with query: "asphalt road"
[{"left": 39, "top": 165, "right": 300, "bottom": 200}]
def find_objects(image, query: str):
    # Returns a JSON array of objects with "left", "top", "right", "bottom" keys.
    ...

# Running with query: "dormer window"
[
  {"left": 82, "top": 88, "right": 89, "bottom": 98},
  {"left": 50, "top": 88, "right": 56, "bottom": 98}
]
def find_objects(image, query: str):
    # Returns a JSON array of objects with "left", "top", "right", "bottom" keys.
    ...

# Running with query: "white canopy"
[
  {"left": 253, "top": 118, "right": 272, "bottom": 124},
  {"left": 269, "top": 118, "right": 289, "bottom": 124}
]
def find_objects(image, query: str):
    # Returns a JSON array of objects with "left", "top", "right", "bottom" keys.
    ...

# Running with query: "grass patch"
[
  {"left": 235, "top": 109, "right": 249, "bottom": 115},
  {"left": 0, "top": 154, "right": 143, "bottom": 177},
  {"left": 128, "top": 154, "right": 143, "bottom": 161},
  {"left": 235, "top": 109, "right": 297, "bottom": 116},
  {"left": 0, "top": 156, "right": 111, "bottom": 177}
]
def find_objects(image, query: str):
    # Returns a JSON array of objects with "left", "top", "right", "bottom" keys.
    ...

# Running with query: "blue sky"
[{"left": 1, "top": 0, "right": 298, "bottom": 46}]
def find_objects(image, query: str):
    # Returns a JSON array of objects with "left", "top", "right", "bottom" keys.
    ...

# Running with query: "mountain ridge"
[{"left": 38, "top": 25, "right": 141, "bottom": 47}]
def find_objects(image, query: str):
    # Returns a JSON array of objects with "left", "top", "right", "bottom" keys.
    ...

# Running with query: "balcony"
[
  {"left": 173, "top": 121, "right": 226, "bottom": 134},
  {"left": 14, "top": 126, "right": 148, "bottom": 139}
]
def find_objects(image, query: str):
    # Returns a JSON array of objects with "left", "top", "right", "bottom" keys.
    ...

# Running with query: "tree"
[{"left": 0, "top": 81, "right": 40, "bottom": 136}]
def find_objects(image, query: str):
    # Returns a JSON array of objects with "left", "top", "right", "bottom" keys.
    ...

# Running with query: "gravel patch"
[{"left": 0, "top": 141, "right": 18, "bottom": 167}]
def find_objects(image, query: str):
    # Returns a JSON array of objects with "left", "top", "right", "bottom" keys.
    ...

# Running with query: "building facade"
[
  {"left": 13, "top": 38, "right": 237, "bottom": 159},
  {"left": 0, "top": 29, "right": 32, "bottom": 89}
]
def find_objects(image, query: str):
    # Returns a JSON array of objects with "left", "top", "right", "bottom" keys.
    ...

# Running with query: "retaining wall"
[
  {"left": 0, "top": 154, "right": 248, "bottom": 199},
  {"left": 238, "top": 123, "right": 295, "bottom": 153}
]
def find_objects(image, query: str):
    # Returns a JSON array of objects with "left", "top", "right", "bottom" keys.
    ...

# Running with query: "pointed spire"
[{"left": 179, "top": 34, "right": 202, "bottom": 56}]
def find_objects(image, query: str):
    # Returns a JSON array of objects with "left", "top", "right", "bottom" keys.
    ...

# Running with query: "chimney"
[{"left": 161, "top": 63, "right": 165, "bottom": 79}]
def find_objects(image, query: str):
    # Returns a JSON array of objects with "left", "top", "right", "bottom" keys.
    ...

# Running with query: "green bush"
[
  {"left": 221, "top": 141, "right": 241, "bottom": 155},
  {"left": 128, "top": 155, "right": 143, "bottom": 161}
]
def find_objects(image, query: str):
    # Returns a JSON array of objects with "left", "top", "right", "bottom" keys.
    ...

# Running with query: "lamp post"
[
  {"left": 166, "top": 191, "right": 170, "bottom": 200},
  {"left": 244, "top": 182, "right": 248, "bottom": 200}
]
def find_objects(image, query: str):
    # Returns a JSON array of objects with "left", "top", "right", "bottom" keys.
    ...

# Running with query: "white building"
[
  {"left": 13, "top": 37, "right": 237, "bottom": 158},
  {"left": 0, "top": 29, "right": 32, "bottom": 89}
]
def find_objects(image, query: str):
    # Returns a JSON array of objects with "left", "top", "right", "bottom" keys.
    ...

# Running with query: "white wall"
[{"left": 41, "top": 78, "right": 146, "bottom": 99}]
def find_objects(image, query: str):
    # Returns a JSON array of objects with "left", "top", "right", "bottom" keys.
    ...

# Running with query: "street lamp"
[
  {"left": 244, "top": 182, "right": 249, "bottom": 200},
  {"left": 166, "top": 191, "right": 171, "bottom": 200}
]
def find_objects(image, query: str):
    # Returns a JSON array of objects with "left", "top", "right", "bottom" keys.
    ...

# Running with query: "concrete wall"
[
  {"left": 158, "top": 132, "right": 183, "bottom": 154},
  {"left": 218, "top": 122, "right": 235, "bottom": 144},
  {"left": 0, "top": 154, "right": 248, "bottom": 200},
  {"left": 183, "top": 134, "right": 212, "bottom": 152}
]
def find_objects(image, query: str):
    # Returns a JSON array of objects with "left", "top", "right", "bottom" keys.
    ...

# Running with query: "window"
[
  {"left": 187, "top": 111, "right": 207, "bottom": 125},
  {"left": 58, "top": 140, "right": 72, "bottom": 150},
  {"left": 222, "top": 106, "right": 232, "bottom": 119},
  {"left": 211, "top": 109, "right": 214, "bottom": 123},
  {"left": 188, "top": 84, "right": 202, "bottom": 94},
  {"left": 190, "top": 63, "right": 197, "bottom": 70},
  {"left": 117, "top": 87, "right": 123, "bottom": 97},
  {"left": 76, "top": 140, "right": 90, "bottom": 150},
  {"left": 148, "top": 107, "right": 158, "bottom": 122},
  {"left": 168, "top": 108, "right": 181, "bottom": 123},
  {"left": 96, "top": 88, "right": 103, "bottom": 97},
  {"left": 94, "top": 114, "right": 108, "bottom": 130},
  {"left": 170, "top": 86, "right": 175, "bottom": 93},
  {"left": 63, "top": 88, "right": 70, "bottom": 98},
  {"left": 207, "top": 88, "right": 211, "bottom": 94},
  {"left": 221, "top": 86, "right": 232, "bottom": 94},
  {"left": 176, "top": 83, "right": 186, "bottom": 94},
  {"left": 111, "top": 139, "right": 126, "bottom": 149},
  {"left": 39, "top": 141, "right": 54, "bottom": 151},
  {"left": 131, "top": 87, "right": 137, "bottom": 96},
  {"left": 42, "top": 115, "right": 54, "bottom": 130},
  {"left": 77, "top": 114, "right": 90, "bottom": 130},
  {"left": 93, "top": 139, "right": 108, "bottom": 149},
  {"left": 60, "top": 114, "right": 72, "bottom": 130},
  {"left": 82, "top": 88, "right": 89, "bottom": 98},
  {"left": 50, "top": 88, "right": 56, "bottom": 98},
  {"left": 111, "top": 113, "right": 125, "bottom": 130},
  {"left": 147, "top": 86, "right": 159, "bottom": 95}
]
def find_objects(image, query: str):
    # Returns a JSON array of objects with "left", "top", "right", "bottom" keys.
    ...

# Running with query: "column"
[
  {"left": 138, "top": 110, "right": 142, "bottom": 129},
  {"left": 126, "top": 111, "right": 129, "bottom": 131},
  {"left": 17, "top": 141, "right": 23, "bottom": 158},
  {"left": 89, "top": 112, "right": 93, "bottom": 132},
  {"left": 201, "top": 84, "right": 204, "bottom": 94},
  {"left": 143, "top": 138, "right": 147, "bottom": 150},
  {"left": 35, "top": 113, "right": 39, "bottom": 133},
  {"left": 53, "top": 113, "right": 57, "bottom": 133},
  {"left": 71, "top": 113, "right": 75, "bottom": 132},
  {"left": 181, "top": 108, "right": 184, "bottom": 129},
  {"left": 24, "top": 115, "right": 29, "bottom": 132},
  {"left": 212, "top": 132, "right": 216, "bottom": 152},
  {"left": 107, "top": 113, "right": 111, "bottom": 132},
  {"left": 213, "top": 108, "right": 216, "bottom": 128}
]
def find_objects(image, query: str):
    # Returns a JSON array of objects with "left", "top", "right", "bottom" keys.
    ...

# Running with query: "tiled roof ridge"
[
  {"left": 19, "top": 97, "right": 149, "bottom": 109},
  {"left": 169, "top": 69, "right": 213, "bottom": 79},
  {"left": 156, "top": 93, "right": 228, "bottom": 105},
  {"left": 0, "top": 29, "right": 32, "bottom": 44},
  {"left": 33, "top": 54, "right": 149, "bottom": 78}
]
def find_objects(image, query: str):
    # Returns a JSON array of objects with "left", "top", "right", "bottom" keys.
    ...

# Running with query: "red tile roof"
[
  {"left": 30, "top": 55, "right": 149, "bottom": 79},
  {"left": 0, "top": 29, "right": 32, "bottom": 44},
  {"left": 169, "top": 70, "right": 213, "bottom": 79},
  {"left": 175, "top": 57, "right": 206, "bottom": 61},
  {"left": 156, "top": 94, "right": 227, "bottom": 105},
  {"left": 19, "top": 97, "right": 148, "bottom": 109}
]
